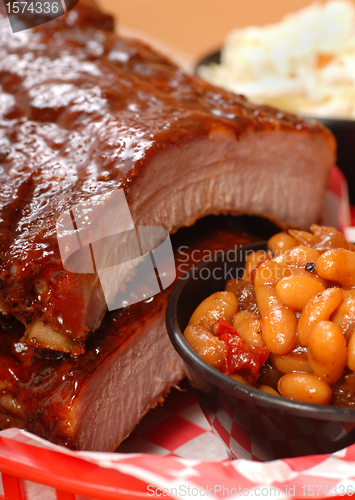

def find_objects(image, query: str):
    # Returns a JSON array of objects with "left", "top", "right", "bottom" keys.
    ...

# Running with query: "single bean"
[
  {"left": 275, "top": 245, "right": 320, "bottom": 269},
  {"left": 281, "top": 266, "right": 328, "bottom": 288},
  {"left": 288, "top": 230, "right": 316, "bottom": 247},
  {"left": 188, "top": 291, "right": 238, "bottom": 330},
  {"left": 262, "top": 305, "right": 297, "bottom": 354},
  {"left": 271, "top": 352, "right": 312, "bottom": 374},
  {"left": 331, "top": 295, "right": 355, "bottom": 341},
  {"left": 255, "top": 286, "right": 280, "bottom": 317},
  {"left": 297, "top": 287, "right": 343, "bottom": 346},
  {"left": 267, "top": 232, "right": 297, "bottom": 255},
  {"left": 254, "top": 260, "right": 284, "bottom": 287},
  {"left": 278, "top": 373, "right": 332, "bottom": 405},
  {"left": 308, "top": 321, "right": 346, "bottom": 384},
  {"left": 244, "top": 250, "right": 270, "bottom": 282},
  {"left": 229, "top": 373, "right": 252, "bottom": 386},
  {"left": 316, "top": 249, "right": 355, "bottom": 287},
  {"left": 276, "top": 275, "right": 325, "bottom": 310},
  {"left": 347, "top": 331, "right": 355, "bottom": 372},
  {"left": 184, "top": 325, "right": 227, "bottom": 369},
  {"left": 233, "top": 311, "right": 264, "bottom": 347},
  {"left": 258, "top": 385, "right": 280, "bottom": 396},
  {"left": 310, "top": 224, "right": 355, "bottom": 252}
]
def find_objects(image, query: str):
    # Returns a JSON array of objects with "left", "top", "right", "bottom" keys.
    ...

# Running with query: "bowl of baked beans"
[{"left": 166, "top": 224, "right": 355, "bottom": 461}]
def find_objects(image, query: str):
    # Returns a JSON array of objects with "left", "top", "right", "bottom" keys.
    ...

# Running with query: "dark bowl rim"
[
  {"left": 194, "top": 49, "right": 355, "bottom": 126},
  {"left": 166, "top": 243, "right": 355, "bottom": 422}
]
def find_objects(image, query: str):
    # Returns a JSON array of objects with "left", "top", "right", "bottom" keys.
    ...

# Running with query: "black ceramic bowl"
[
  {"left": 166, "top": 242, "right": 355, "bottom": 461},
  {"left": 195, "top": 50, "right": 355, "bottom": 205}
]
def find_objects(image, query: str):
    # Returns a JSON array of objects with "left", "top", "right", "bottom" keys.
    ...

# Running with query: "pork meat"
[{"left": 0, "top": 2, "right": 336, "bottom": 353}]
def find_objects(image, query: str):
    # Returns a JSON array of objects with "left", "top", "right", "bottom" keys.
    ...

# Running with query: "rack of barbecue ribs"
[{"left": 0, "top": 1, "right": 335, "bottom": 450}]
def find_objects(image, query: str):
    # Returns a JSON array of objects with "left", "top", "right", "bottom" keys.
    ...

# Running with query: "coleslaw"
[{"left": 198, "top": 1, "right": 355, "bottom": 119}]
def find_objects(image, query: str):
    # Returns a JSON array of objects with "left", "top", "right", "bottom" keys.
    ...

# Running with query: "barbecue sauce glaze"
[
  {"left": 0, "top": 2, "right": 330, "bottom": 347},
  {"left": 0, "top": 216, "right": 268, "bottom": 447}
]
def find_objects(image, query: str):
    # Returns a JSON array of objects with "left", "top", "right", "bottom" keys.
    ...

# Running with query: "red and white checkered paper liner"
[{"left": 0, "top": 165, "right": 354, "bottom": 500}]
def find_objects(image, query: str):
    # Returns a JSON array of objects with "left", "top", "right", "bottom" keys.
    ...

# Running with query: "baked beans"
[{"left": 183, "top": 225, "right": 355, "bottom": 406}]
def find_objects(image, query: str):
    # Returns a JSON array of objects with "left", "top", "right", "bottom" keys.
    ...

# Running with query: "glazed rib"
[
  {"left": 0, "top": 220, "right": 259, "bottom": 450},
  {"left": 0, "top": 2, "right": 336, "bottom": 352},
  {"left": 0, "top": 290, "right": 184, "bottom": 450}
]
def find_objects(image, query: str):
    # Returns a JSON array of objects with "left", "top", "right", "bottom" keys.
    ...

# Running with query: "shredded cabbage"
[{"left": 198, "top": 1, "right": 355, "bottom": 119}]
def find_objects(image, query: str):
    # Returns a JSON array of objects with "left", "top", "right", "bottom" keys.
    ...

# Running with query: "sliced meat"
[
  {"left": 0, "top": 221, "right": 262, "bottom": 450},
  {"left": 0, "top": 1, "right": 336, "bottom": 352},
  {"left": 0, "top": 290, "right": 183, "bottom": 451},
  {"left": 76, "top": 297, "right": 181, "bottom": 451}
]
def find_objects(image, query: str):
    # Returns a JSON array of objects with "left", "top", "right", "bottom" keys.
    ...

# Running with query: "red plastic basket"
[
  {"left": 0, "top": 436, "right": 152, "bottom": 500},
  {"left": 1, "top": 432, "right": 355, "bottom": 500}
]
